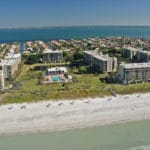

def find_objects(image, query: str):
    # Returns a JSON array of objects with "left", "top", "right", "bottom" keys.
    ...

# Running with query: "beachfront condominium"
[
  {"left": 137, "top": 51, "right": 150, "bottom": 62},
  {"left": 42, "top": 49, "right": 63, "bottom": 63},
  {"left": 122, "top": 47, "right": 150, "bottom": 62},
  {"left": 0, "top": 70, "right": 5, "bottom": 91},
  {"left": 118, "top": 62, "right": 150, "bottom": 84},
  {"left": 83, "top": 50, "right": 118, "bottom": 73},
  {"left": 122, "top": 46, "right": 141, "bottom": 60},
  {"left": 0, "top": 53, "right": 21, "bottom": 79}
]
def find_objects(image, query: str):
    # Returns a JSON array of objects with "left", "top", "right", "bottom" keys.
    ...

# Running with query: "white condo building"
[
  {"left": 0, "top": 53, "right": 21, "bottom": 79},
  {"left": 118, "top": 62, "right": 150, "bottom": 84},
  {"left": 83, "top": 50, "right": 118, "bottom": 73},
  {"left": 137, "top": 51, "right": 150, "bottom": 62},
  {"left": 42, "top": 49, "right": 63, "bottom": 63},
  {"left": 122, "top": 47, "right": 141, "bottom": 60}
]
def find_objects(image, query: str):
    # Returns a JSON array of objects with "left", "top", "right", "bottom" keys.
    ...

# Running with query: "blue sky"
[{"left": 0, "top": 0, "right": 150, "bottom": 28}]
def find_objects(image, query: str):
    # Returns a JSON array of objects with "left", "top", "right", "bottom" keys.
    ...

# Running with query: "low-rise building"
[
  {"left": 48, "top": 67, "right": 67, "bottom": 75},
  {"left": 42, "top": 49, "right": 63, "bottom": 63},
  {"left": 118, "top": 63, "right": 150, "bottom": 84},
  {"left": 122, "top": 47, "right": 141, "bottom": 60},
  {"left": 83, "top": 50, "right": 118, "bottom": 73}
]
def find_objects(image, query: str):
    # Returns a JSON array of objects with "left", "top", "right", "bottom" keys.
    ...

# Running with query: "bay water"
[{"left": 0, "top": 26, "right": 150, "bottom": 43}]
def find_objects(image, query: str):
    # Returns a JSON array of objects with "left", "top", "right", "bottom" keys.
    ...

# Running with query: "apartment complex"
[
  {"left": 122, "top": 47, "right": 141, "bottom": 60},
  {"left": 122, "top": 46, "right": 150, "bottom": 63},
  {"left": 42, "top": 49, "right": 63, "bottom": 63},
  {"left": 118, "top": 63, "right": 150, "bottom": 84},
  {"left": 0, "top": 70, "right": 5, "bottom": 91},
  {"left": 0, "top": 53, "right": 21, "bottom": 79},
  {"left": 137, "top": 51, "right": 150, "bottom": 62},
  {"left": 83, "top": 50, "right": 118, "bottom": 73}
]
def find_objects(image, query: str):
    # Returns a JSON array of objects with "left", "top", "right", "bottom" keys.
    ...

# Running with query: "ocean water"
[
  {"left": 1, "top": 120, "right": 150, "bottom": 150},
  {"left": 0, "top": 26, "right": 150, "bottom": 43}
]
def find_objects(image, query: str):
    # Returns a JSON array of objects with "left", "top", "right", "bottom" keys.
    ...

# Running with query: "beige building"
[
  {"left": 83, "top": 50, "right": 118, "bottom": 73},
  {"left": 122, "top": 47, "right": 141, "bottom": 60},
  {"left": 42, "top": 49, "right": 63, "bottom": 63},
  {"left": 118, "top": 63, "right": 150, "bottom": 84}
]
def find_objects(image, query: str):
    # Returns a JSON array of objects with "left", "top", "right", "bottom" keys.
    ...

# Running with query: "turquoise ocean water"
[
  {"left": 1, "top": 120, "right": 150, "bottom": 150},
  {"left": 0, "top": 26, "right": 150, "bottom": 43}
]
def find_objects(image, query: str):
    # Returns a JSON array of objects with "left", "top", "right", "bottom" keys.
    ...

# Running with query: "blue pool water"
[{"left": 52, "top": 76, "right": 62, "bottom": 81}]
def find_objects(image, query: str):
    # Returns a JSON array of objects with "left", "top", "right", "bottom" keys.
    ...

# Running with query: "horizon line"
[{"left": 1, "top": 25, "right": 150, "bottom": 29}]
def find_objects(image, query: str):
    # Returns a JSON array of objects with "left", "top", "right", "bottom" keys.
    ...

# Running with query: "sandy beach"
[{"left": 0, "top": 93, "right": 150, "bottom": 135}]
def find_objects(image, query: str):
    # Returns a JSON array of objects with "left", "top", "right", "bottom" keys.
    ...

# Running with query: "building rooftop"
[
  {"left": 0, "top": 60, "right": 8, "bottom": 66},
  {"left": 84, "top": 50, "right": 114, "bottom": 61},
  {"left": 5, "top": 53, "right": 21, "bottom": 60},
  {"left": 123, "top": 46, "right": 141, "bottom": 51},
  {"left": 139, "top": 51, "right": 150, "bottom": 55},
  {"left": 0, "top": 54, "right": 20, "bottom": 66},
  {"left": 120, "top": 63, "right": 150, "bottom": 69},
  {"left": 43, "top": 49, "right": 62, "bottom": 54},
  {"left": 12, "top": 54, "right": 21, "bottom": 59},
  {"left": 6, "top": 59, "right": 17, "bottom": 66},
  {"left": 48, "top": 67, "right": 67, "bottom": 73},
  {"left": 4, "top": 53, "right": 14, "bottom": 59}
]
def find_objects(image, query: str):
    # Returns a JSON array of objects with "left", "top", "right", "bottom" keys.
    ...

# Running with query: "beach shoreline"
[{"left": 0, "top": 93, "right": 150, "bottom": 135}]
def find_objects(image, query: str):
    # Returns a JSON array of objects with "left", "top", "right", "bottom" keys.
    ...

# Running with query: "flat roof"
[
  {"left": 5, "top": 53, "right": 21, "bottom": 59},
  {"left": 123, "top": 47, "right": 141, "bottom": 51},
  {"left": 6, "top": 59, "right": 16, "bottom": 66},
  {"left": 43, "top": 49, "right": 62, "bottom": 54},
  {"left": 12, "top": 54, "right": 21, "bottom": 59},
  {"left": 120, "top": 63, "right": 150, "bottom": 69},
  {"left": 48, "top": 67, "right": 67, "bottom": 72},
  {"left": 84, "top": 50, "right": 114, "bottom": 61},
  {"left": 139, "top": 51, "right": 150, "bottom": 55},
  {"left": 0, "top": 60, "right": 8, "bottom": 66},
  {"left": 4, "top": 53, "right": 13, "bottom": 59},
  {"left": 0, "top": 58, "right": 18, "bottom": 66}
]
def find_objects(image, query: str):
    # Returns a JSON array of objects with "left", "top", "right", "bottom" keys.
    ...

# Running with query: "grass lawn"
[{"left": 2, "top": 63, "right": 150, "bottom": 104}]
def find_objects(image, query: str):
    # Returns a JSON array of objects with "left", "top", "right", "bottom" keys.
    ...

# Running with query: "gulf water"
[{"left": 1, "top": 120, "right": 150, "bottom": 150}]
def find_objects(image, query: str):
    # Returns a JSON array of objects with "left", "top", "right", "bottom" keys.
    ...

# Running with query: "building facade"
[
  {"left": 137, "top": 51, "right": 150, "bottom": 62},
  {"left": 122, "top": 47, "right": 141, "bottom": 60},
  {"left": 0, "top": 70, "right": 5, "bottom": 91},
  {"left": 118, "top": 63, "right": 150, "bottom": 84},
  {"left": 83, "top": 50, "right": 118, "bottom": 73},
  {"left": 0, "top": 53, "right": 21, "bottom": 79},
  {"left": 42, "top": 49, "right": 63, "bottom": 63},
  {"left": 48, "top": 67, "right": 67, "bottom": 75}
]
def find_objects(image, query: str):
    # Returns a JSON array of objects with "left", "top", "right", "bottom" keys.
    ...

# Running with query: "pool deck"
[{"left": 43, "top": 74, "right": 69, "bottom": 83}]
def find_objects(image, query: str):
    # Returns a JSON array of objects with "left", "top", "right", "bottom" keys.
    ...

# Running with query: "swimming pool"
[{"left": 52, "top": 76, "right": 62, "bottom": 82}]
